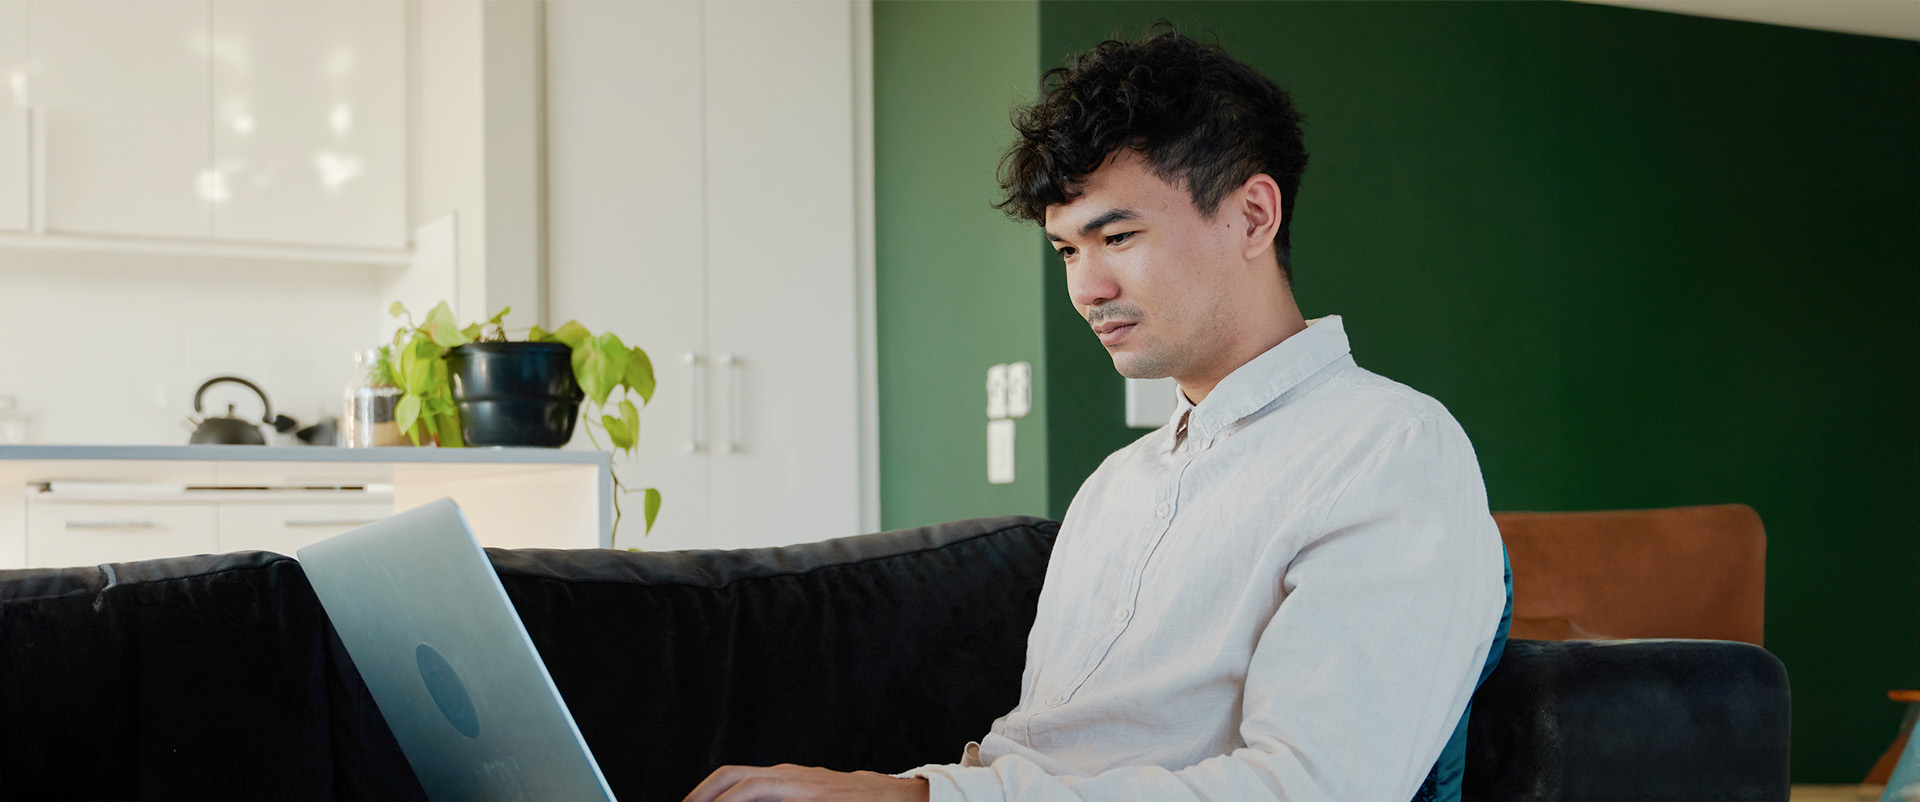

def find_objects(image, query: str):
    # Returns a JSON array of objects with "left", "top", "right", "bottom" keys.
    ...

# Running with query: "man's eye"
[
  {"left": 1106, "top": 231, "right": 1133, "bottom": 245},
  {"left": 1056, "top": 247, "right": 1077, "bottom": 259}
]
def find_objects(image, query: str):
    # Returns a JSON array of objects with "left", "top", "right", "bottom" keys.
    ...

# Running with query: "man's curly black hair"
[{"left": 996, "top": 29, "right": 1309, "bottom": 280}]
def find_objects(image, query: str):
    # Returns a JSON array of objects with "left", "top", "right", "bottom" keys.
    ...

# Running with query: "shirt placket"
[{"left": 1042, "top": 412, "right": 1202, "bottom": 712}]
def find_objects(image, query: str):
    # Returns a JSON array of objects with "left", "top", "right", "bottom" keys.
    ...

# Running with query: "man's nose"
[{"left": 1067, "top": 257, "right": 1119, "bottom": 313}]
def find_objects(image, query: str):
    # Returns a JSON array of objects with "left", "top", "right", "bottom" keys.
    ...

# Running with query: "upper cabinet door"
[
  {"left": 33, "top": 0, "right": 212, "bottom": 239},
  {"left": 209, "top": 0, "right": 406, "bottom": 249},
  {"left": 0, "top": 0, "right": 28, "bottom": 232}
]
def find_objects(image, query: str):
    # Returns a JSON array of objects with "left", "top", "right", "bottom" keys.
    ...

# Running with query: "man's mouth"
[{"left": 1095, "top": 322, "right": 1136, "bottom": 346}]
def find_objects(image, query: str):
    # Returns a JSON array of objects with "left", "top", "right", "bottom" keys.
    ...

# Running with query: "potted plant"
[{"left": 387, "top": 301, "right": 661, "bottom": 543}]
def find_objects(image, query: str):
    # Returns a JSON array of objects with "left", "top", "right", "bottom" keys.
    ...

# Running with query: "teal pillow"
[{"left": 1412, "top": 546, "right": 1513, "bottom": 802}]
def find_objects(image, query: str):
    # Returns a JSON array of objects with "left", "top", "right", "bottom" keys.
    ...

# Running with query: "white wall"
[
  {"left": 411, "top": 0, "right": 543, "bottom": 326},
  {"left": 0, "top": 248, "right": 387, "bottom": 444}
]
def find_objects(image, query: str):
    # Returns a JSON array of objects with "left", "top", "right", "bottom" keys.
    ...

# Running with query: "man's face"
[{"left": 1045, "top": 150, "right": 1246, "bottom": 385}]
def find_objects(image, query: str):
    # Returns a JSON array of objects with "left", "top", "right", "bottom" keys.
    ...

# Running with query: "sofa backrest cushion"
[
  {"left": 0, "top": 552, "right": 372, "bottom": 801},
  {"left": 486, "top": 515, "right": 1058, "bottom": 801}
]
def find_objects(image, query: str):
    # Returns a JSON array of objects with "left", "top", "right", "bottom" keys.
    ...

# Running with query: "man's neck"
[{"left": 1177, "top": 304, "right": 1309, "bottom": 406}]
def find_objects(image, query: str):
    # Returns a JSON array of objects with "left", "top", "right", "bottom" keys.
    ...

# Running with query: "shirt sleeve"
[{"left": 902, "top": 414, "right": 1507, "bottom": 802}]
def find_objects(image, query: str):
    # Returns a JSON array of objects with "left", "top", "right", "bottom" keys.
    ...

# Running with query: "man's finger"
[
  {"left": 682, "top": 764, "right": 760, "bottom": 802},
  {"left": 711, "top": 772, "right": 792, "bottom": 802}
]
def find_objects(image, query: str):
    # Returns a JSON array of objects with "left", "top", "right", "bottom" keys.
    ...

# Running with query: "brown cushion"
[{"left": 1494, "top": 504, "right": 1766, "bottom": 645}]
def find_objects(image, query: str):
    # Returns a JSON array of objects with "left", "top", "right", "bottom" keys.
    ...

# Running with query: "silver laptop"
[{"left": 298, "top": 498, "right": 617, "bottom": 802}]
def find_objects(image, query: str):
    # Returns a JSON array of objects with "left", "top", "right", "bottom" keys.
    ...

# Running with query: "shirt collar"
[{"left": 1168, "top": 315, "right": 1353, "bottom": 445}]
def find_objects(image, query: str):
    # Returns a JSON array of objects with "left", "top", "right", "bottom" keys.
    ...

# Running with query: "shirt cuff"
[
  {"left": 892, "top": 742, "right": 986, "bottom": 802},
  {"left": 895, "top": 763, "right": 976, "bottom": 802}
]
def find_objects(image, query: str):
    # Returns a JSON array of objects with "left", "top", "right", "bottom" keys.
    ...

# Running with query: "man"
[{"left": 685, "top": 30, "right": 1507, "bottom": 802}]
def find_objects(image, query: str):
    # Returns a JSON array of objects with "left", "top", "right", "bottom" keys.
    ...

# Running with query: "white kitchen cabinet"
[
  {"left": 32, "top": 0, "right": 212, "bottom": 239},
  {"left": 701, "top": 0, "right": 861, "bottom": 550},
  {"left": 0, "top": 0, "right": 28, "bottom": 232},
  {"left": 209, "top": 0, "right": 408, "bottom": 249},
  {"left": 27, "top": 502, "right": 220, "bottom": 568},
  {"left": 0, "top": 445, "right": 615, "bottom": 569},
  {"left": 216, "top": 500, "right": 393, "bottom": 558},
  {"left": 545, "top": 0, "right": 862, "bottom": 552},
  {"left": 16, "top": 0, "right": 408, "bottom": 253},
  {"left": 25, "top": 498, "right": 394, "bottom": 568}
]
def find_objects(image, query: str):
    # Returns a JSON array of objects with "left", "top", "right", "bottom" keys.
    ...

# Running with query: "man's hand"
[{"left": 683, "top": 763, "right": 931, "bottom": 802}]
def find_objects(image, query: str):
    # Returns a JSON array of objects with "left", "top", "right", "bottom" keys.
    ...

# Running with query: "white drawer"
[
  {"left": 26, "top": 502, "right": 220, "bottom": 568},
  {"left": 217, "top": 502, "right": 393, "bottom": 557}
]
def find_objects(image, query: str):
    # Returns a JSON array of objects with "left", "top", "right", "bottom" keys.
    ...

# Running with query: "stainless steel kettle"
[{"left": 188, "top": 376, "right": 275, "bottom": 445}]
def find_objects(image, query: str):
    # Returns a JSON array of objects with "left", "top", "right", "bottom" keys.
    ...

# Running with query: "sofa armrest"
[{"left": 1464, "top": 638, "right": 1790, "bottom": 802}]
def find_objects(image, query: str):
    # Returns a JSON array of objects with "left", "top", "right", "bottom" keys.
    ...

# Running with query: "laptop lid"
[{"left": 298, "top": 498, "right": 617, "bottom": 802}]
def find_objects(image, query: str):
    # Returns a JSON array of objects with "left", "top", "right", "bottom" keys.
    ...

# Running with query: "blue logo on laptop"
[{"left": 416, "top": 643, "right": 481, "bottom": 738}]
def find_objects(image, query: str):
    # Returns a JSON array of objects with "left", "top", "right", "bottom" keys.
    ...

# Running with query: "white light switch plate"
[
  {"left": 986, "top": 364, "right": 1009, "bottom": 420},
  {"left": 1006, "top": 362, "right": 1031, "bottom": 418},
  {"left": 987, "top": 419, "right": 1015, "bottom": 484}
]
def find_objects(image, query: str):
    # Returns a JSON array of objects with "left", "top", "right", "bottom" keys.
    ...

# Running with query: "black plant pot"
[{"left": 444, "top": 342, "right": 585, "bottom": 447}]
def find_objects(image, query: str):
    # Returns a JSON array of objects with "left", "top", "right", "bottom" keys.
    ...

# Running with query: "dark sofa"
[{"left": 0, "top": 516, "right": 1790, "bottom": 801}]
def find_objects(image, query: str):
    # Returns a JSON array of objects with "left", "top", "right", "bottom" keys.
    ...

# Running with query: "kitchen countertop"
[{"left": 0, "top": 444, "right": 609, "bottom": 466}]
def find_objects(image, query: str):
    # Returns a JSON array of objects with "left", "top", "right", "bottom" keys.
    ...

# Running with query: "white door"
[
  {"left": 702, "top": 0, "right": 860, "bottom": 549},
  {"left": 0, "top": 0, "right": 27, "bottom": 232},
  {"left": 545, "top": 0, "right": 713, "bottom": 552},
  {"left": 209, "top": 0, "right": 408, "bottom": 248},
  {"left": 32, "top": 0, "right": 212, "bottom": 239}
]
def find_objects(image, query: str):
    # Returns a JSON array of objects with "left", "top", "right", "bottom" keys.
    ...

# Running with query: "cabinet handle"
[
  {"left": 283, "top": 519, "right": 383, "bottom": 528},
  {"left": 685, "top": 352, "right": 706, "bottom": 453},
  {"left": 65, "top": 521, "right": 158, "bottom": 530},
  {"left": 28, "top": 105, "right": 44, "bottom": 234},
  {"left": 721, "top": 354, "right": 741, "bottom": 454}
]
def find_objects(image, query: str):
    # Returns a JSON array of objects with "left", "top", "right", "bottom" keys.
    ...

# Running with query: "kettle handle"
[{"left": 192, "top": 376, "right": 274, "bottom": 424}]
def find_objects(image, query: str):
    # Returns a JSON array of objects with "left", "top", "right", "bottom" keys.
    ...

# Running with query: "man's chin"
[{"left": 1110, "top": 353, "right": 1172, "bottom": 381}]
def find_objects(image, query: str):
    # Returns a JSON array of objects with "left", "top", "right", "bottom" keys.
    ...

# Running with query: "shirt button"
[
  {"left": 1046, "top": 694, "right": 1064, "bottom": 706},
  {"left": 1111, "top": 606, "right": 1131, "bottom": 622},
  {"left": 1155, "top": 502, "right": 1171, "bottom": 518}
]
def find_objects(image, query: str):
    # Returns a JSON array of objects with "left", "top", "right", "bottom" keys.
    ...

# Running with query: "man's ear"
[{"left": 1238, "top": 174, "right": 1283, "bottom": 263}]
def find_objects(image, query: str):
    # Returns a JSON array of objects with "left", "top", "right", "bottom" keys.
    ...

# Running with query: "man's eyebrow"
[{"left": 1046, "top": 208, "right": 1141, "bottom": 242}]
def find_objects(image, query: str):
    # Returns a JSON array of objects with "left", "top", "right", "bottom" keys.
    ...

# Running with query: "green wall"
[
  {"left": 878, "top": 0, "right": 1920, "bottom": 783},
  {"left": 875, "top": 1, "right": 1048, "bottom": 529}
]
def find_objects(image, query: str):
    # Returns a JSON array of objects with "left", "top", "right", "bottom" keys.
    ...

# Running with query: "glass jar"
[{"left": 342, "top": 348, "right": 405, "bottom": 447}]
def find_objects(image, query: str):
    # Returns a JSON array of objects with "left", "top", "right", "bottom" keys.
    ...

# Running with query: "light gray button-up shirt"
[{"left": 907, "top": 315, "right": 1507, "bottom": 801}]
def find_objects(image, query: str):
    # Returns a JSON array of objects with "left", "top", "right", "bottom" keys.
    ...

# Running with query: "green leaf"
[
  {"left": 389, "top": 301, "right": 407, "bottom": 318},
  {"left": 624, "top": 347, "right": 656, "bottom": 404},
  {"left": 549, "top": 321, "right": 592, "bottom": 351},
  {"left": 437, "top": 410, "right": 466, "bottom": 447},
  {"left": 602, "top": 414, "right": 633, "bottom": 451},
  {"left": 573, "top": 332, "right": 629, "bottom": 407},
  {"left": 395, "top": 394, "right": 422, "bottom": 437},
  {"left": 396, "top": 345, "right": 421, "bottom": 394},
  {"left": 423, "top": 301, "right": 470, "bottom": 348},
  {"left": 461, "top": 323, "right": 483, "bottom": 341},
  {"left": 619, "top": 398, "right": 640, "bottom": 438},
  {"left": 488, "top": 307, "right": 512, "bottom": 325},
  {"left": 528, "top": 325, "right": 552, "bottom": 343},
  {"left": 642, "top": 488, "right": 661, "bottom": 534},
  {"left": 373, "top": 346, "right": 399, "bottom": 387},
  {"left": 596, "top": 334, "right": 627, "bottom": 405},
  {"left": 615, "top": 400, "right": 640, "bottom": 452},
  {"left": 426, "top": 396, "right": 457, "bottom": 417},
  {"left": 403, "top": 345, "right": 432, "bottom": 394}
]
